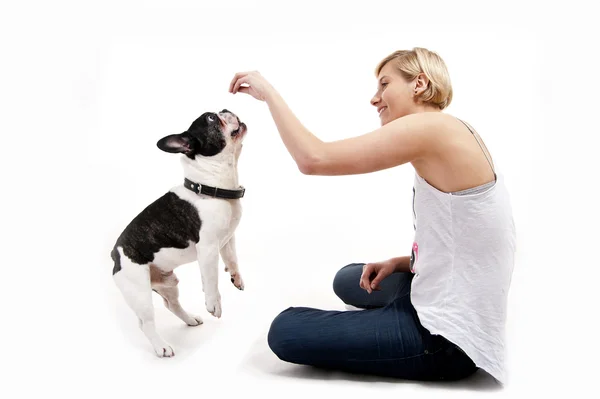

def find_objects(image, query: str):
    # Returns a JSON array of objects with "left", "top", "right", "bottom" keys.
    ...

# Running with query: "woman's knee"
[
  {"left": 267, "top": 307, "right": 303, "bottom": 361},
  {"left": 332, "top": 263, "right": 365, "bottom": 303}
]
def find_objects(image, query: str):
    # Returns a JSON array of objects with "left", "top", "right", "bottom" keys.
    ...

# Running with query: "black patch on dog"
[
  {"left": 187, "top": 112, "right": 227, "bottom": 157},
  {"left": 111, "top": 192, "right": 201, "bottom": 274},
  {"left": 157, "top": 112, "right": 226, "bottom": 159},
  {"left": 111, "top": 247, "right": 122, "bottom": 275}
]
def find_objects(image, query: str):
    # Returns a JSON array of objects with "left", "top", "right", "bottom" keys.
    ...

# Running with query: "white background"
[{"left": 2, "top": 0, "right": 598, "bottom": 397}]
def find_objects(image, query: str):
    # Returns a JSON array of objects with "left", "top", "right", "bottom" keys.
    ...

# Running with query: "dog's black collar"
[{"left": 184, "top": 178, "right": 245, "bottom": 199}]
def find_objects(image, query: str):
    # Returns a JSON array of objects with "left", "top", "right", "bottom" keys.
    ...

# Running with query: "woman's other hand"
[{"left": 360, "top": 259, "right": 396, "bottom": 294}]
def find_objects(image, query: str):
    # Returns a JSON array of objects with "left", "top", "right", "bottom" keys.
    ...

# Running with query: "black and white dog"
[{"left": 111, "top": 109, "right": 247, "bottom": 357}]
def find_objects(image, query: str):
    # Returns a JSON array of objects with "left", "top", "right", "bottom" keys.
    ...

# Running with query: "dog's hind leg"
[
  {"left": 113, "top": 248, "right": 174, "bottom": 357},
  {"left": 150, "top": 266, "right": 203, "bottom": 327}
]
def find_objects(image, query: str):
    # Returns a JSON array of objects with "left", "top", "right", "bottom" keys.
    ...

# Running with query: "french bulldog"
[{"left": 111, "top": 109, "right": 247, "bottom": 357}]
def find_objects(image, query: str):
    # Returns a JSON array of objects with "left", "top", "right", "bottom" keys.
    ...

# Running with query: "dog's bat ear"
[{"left": 156, "top": 132, "right": 194, "bottom": 154}]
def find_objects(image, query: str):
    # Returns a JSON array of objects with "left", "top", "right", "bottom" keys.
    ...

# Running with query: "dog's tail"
[{"left": 111, "top": 247, "right": 122, "bottom": 275}]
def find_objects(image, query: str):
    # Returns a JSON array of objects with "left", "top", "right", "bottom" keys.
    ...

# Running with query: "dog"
[{"left": 111, "top": 109, "right": 247, "bottom": 357}]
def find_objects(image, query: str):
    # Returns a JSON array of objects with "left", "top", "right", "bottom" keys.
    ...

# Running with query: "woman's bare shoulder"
[{"left": 412, "top": 113, "right": 496, "bottom": 192}]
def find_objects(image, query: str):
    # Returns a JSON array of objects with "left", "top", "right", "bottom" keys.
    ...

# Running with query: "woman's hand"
[
  {"left": 360, "top": 259, "right": 397, "bottom": 294},
  {"left": 229, "top": 70, "right": 277, "bottom": 102}
]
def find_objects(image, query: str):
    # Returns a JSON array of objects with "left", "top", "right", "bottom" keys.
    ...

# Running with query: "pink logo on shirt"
[{"left": 410, "top": 242, "right": 419, "bottom": 273}]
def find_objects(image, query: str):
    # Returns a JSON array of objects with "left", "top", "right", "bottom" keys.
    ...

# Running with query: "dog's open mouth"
[{"left": 231, "top": 122, "right": 246, "bottom": 139}]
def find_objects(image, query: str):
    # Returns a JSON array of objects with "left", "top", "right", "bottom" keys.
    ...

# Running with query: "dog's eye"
[{"left": 207, "top": 115, "right": 215, "bottom": 123}]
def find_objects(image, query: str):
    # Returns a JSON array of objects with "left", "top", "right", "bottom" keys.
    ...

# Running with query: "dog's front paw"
[
  {"left": 205, "top": 296, "right": 222, "bottom": 318},
  {"left": 230, "top": 272, "right": 245, "bottom": 291},
  {"left": 187, "top": 316, "right": 204, "bottom": 326},
  {"left": 153, "top": 342, "right": 175, "bottom": 358}
]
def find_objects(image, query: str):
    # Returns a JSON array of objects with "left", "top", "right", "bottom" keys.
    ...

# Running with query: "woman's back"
[
  {"left": 412, "top": 113, "right": 496, "bottom": 193},
  {"left": 409, "top": 118, "right": 516, "bottom": 382}
]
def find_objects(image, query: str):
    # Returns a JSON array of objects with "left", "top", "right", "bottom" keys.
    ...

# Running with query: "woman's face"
[{"left": 371, "top": 62, "right": 415, "bottom": 126}]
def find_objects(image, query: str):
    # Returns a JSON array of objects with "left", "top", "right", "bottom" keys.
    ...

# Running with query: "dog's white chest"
[{"left": 173, "top": 184, "right": 242, "bottom": 241}]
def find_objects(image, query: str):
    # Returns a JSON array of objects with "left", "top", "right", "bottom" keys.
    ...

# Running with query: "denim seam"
[{"left": 344, "top": 346, "right": 445, "bottom": 363}]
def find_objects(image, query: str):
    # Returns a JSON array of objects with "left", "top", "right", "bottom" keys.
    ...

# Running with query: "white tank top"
[{"left": 409, "top": 170, "right": 516, "bottom": 384}]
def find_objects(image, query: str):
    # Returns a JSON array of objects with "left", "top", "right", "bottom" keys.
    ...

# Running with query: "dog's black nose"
[{"left": 221, "top": 109, "right": 231, "bottom": 114}]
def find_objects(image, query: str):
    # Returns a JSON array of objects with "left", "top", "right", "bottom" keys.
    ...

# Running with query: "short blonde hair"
[{"left": 375, "top": 47, "right": 453, "bottom": 110}]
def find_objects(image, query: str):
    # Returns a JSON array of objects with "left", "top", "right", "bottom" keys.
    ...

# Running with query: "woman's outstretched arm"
[{"left": 230, "top": 70, "right": 442, "bottom": 176}]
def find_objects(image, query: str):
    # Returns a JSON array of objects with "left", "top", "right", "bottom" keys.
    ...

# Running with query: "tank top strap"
[{"left": 457, "top": 118, "right": 496, "bottom": 180}]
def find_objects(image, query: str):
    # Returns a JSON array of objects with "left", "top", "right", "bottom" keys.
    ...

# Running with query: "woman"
[{"left": 229, "top": 47, "right": 516, "bottom": 384}]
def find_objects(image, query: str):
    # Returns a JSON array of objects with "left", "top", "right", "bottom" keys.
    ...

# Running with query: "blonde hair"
[{"left": 375, "top": 47, "right": 453, "bottom": 110}]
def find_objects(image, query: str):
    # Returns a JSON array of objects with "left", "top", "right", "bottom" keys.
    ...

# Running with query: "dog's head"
[{"left": 156, "top": 109, "right": 247, "bottom": 159}]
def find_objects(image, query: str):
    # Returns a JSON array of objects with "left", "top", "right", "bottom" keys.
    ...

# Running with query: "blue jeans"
[{"left": 267, "top": 263, "right": 477, "bottom": 381}]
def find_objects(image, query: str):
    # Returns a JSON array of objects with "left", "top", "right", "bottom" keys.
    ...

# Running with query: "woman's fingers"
[
  {"left": 370, "top": 271, "right": 388, "bottom": 292},
  {"left": 360, "top": 264, "right": 375, "bottom": 294},
  {"left": 232, "top": 75, "right": 249, "bottom": 94},
  {"left": 360, "top": 263, "right": 390, "bottom": 294},
  {"left": 229, "top": 72, "right": 249, "bottom": 93},
  {"left": 359, "top": 265, "right": 368, "bottom": 290},
  {"left": 229, "top": 71, "right": 259, "bottom": 93},
  {"left": 229, "top": 71, "right": 273, "bottom": 101}
]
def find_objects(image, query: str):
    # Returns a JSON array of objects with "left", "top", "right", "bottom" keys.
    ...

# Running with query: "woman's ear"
[{"left": 413, "top": 73, "right": 430, "bottom": 95}]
